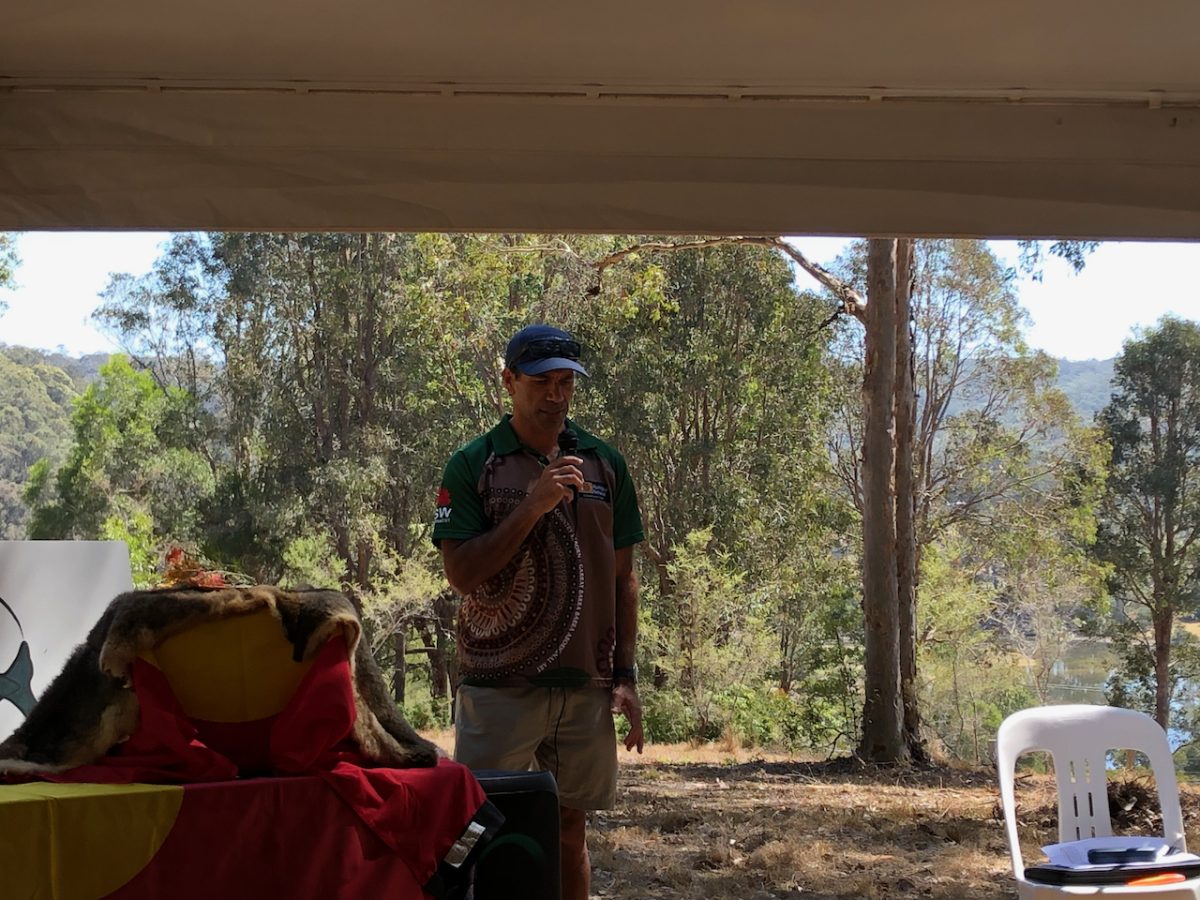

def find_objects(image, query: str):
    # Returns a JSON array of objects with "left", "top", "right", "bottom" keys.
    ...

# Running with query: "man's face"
[{"left": 504, "top": 367, "right": 576, "bottom": 431}]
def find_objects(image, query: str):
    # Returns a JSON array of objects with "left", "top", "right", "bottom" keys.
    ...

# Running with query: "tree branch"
[{"left": 590, "top": 236, "right": 867, "bottom": 322}]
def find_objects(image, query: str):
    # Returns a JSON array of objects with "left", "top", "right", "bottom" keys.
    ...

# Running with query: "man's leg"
[
  {"left": 559, "top": 805, "right": 589, "bottom": 900},
  {"left": 453, "top": 684, "right": 546, "bottom": 769},
  {"left": 535, "top": 687, "right": 617, "bottom": 900}
]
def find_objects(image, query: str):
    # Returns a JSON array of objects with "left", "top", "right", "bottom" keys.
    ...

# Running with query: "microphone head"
[{"left": 557, "top": 428, "right": 578, "bottom": 454}]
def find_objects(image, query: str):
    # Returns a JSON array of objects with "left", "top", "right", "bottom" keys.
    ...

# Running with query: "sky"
[{"left": 1, "top": 232, "right": 1199, "bottom": 360}]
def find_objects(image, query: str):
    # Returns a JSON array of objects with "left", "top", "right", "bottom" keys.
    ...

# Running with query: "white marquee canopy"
[{"left": 3, "top": 1, "right": 1200, "bottom": 236}]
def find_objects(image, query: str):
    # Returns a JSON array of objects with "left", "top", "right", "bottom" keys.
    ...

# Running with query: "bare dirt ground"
[
  {"left": 586, "top": 746, "right": 1200, "bottom": 900},
  {"left": 424, "top": 729, "right": 1200, "bottom": 899}
]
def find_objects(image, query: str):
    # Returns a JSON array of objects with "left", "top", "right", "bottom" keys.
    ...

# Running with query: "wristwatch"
[{"left": 612, "top": 666, "right": 637, "bottom": 685}]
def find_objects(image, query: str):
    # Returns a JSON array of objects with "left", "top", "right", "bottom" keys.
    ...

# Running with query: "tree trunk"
[
  {"left": 413, "top": 621, "right": 446, "bottom": 702},
  {"left": 859, "top": 239, "right": 910, "bottom": 764},
  {"left": 893, "top": 238, "right": 925, "bottom": 762},
  {"left": 652, "top": 555, "right": 673, "bottom": 689},
  {"left": 392, "top": 628, "right": 408, "bottom": 705},
  {"left": 779, "top": 627, "right": 794, "bottom": 693},
  {"left": 356, "top": 540, "right": 371, "bottom": 592},
  {"left": 1154, "top": 608, "right": 1173, "bottom": 729},
  {"left": 430, "top": 591, "right": 456, "bottom": 700}
]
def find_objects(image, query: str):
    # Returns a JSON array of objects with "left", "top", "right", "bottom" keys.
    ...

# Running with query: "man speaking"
[{"left": 433, "top": 324, "right": 645, "bottom": 900}]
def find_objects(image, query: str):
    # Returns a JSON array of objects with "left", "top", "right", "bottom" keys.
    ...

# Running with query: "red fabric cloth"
[
  {"left": 104, "top": 776, "right": 428, "bottom": 900},
  {"left": 49, "top": 656, "right": 239, "bottom": 784},
  {"left": 28, "top": 636, "right": 486, "bottom": 897}
]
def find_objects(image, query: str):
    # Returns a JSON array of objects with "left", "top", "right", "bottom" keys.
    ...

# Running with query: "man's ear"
[{"left": 502, "top": 367, "right": 517, "bottom": 396}]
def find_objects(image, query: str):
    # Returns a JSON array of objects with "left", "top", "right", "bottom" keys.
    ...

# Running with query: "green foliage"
[
  {"left": 0, "top": 349, "right": 77, "bottom": 537},
  {"left": 918, "top": 534, "right": 1039, "bottom": 763},
  {"left": 400, "top": 680, "right": 452, "bottom": 731},
  {"left": 1095, "top": 317, "right": 1200, "bottom": 724},
  {"left": 574, "top": 241, "right": 837, "bottom": 574},
  {"left": 826, "top": 238, "right": 1106, "bottom": 757},
  {"left": 831, "top": 240, "right": 1103, "bottom": 546},
  {"left": 359, "top": 552, "right": 447, "bottom": 655},
  {"left": 0, "top": 233, "right": 18, "bottom": 314},
  {"left": 281, "top": 531, "right": 348, "bottom": 589},
  {"left": 22, "top": 355, "right": 213, "bottom": 588},
  {"left": 26, "top": 356, "right": 165, "bottom": 539},
  {"left": 4, "top": 231, "right": 1142, "bottom": 765},
  {"left": 100, "top": 507, "right": 159, "bottom": 587},
  {"left": 1017, "top": 240, "right": 1099, "bottom": 280},
  {"left": 639, "top": 688, "right": 696, "bottom": 744},
  {"left": 643, "top": 528, "right": 779, "bottom": 741},
  {"left": 716, "top": 684, "right": 794, "bottom": 749},
  {"left": 570, "top": 239, "right": 854, "bottom": 747},
  {"left": 638, "top": 678, "right": 855, "bottom": 752}
]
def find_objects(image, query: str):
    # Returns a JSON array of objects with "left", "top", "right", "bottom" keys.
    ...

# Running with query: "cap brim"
[{"left": 514, "top": 357, "right": 589, "bottom": 377}]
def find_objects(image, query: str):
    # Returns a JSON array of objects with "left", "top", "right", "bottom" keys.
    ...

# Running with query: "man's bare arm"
[
  {"left": 439, "top": 455, "right": 583, "bottom": 596},
  {"left": 611, "top": 545, "right": 644, "bottom": 752}
]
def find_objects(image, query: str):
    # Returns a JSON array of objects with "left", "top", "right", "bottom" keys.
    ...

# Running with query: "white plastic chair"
[{"left": 997, "top": 704, "right": 1200, "bottom": 898}]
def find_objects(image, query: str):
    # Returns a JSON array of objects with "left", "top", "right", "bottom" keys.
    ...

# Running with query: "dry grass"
[
  {"left": 590, "top": 753, "right": 1017, "bottom": 899},
  {"left": 419, "top": 730, "right": 1200, "bottom": 899}
]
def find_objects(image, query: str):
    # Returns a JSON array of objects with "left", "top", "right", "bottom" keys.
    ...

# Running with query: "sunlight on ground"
[
  {"left": 420, "top": 727, "right": 816, "bottom": 767},
  {"left": 421, "top": 726, "right": 1200, "bottom": 899},
  {"left": 421, "top": 727, "right": 1022, "bottom": 898}
]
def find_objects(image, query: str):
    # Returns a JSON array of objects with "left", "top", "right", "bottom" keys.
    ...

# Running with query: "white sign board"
[{"left": 0, "top": 541, "right": 134, "bottom": 742}]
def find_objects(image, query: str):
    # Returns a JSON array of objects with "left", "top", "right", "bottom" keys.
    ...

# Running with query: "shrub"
[{"left": 640, "top": 688, "right": 696, "bottom": 744}]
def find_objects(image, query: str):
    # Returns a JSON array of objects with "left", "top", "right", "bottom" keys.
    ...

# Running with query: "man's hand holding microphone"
[{"left": 525, "top": 427, "right": 584, "bottom": 515}]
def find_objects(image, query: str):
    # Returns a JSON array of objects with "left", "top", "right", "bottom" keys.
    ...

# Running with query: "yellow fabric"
[
  {"left": 0, "top": 782, "right": 183, "bottom": 900},
  {"left": 141, "top": 609, "right": 314, "bottom": 723}
]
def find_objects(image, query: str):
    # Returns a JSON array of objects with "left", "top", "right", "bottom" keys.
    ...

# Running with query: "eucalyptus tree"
[
  {"left": 22, "top": 355, "right": 210, "bottom": 584},
  {"left": 95, "top": 233, "right": 475, "bottom": 585},
  {"left": 569, "top": 240, "right": 850, "bottom": 723},
  {"left": 1097, "top": 317, "right": 1200, "bottom": 729},
  {"left": 84, "top": 232, "right": 848, "bottom": 722},
  {"left": 825, "top": 239, "right": 1103, "bottom": 760}
]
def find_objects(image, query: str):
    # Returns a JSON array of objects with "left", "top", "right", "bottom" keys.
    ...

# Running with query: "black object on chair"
[{"left": 471, "top": 770, "right": 561, "bottom": 900}]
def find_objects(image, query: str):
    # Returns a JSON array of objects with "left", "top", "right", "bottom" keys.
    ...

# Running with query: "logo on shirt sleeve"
[{"left": 434, "top": 487, "right": 452, "bottom": 523}]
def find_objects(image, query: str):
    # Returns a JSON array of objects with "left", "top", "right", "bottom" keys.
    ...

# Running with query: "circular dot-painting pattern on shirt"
[{"left": 458, "top": 489, "right": 584, "bottom": 677}]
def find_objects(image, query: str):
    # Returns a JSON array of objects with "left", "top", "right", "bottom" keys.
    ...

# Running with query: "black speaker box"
[{"left": 471, "top": 769, "right": 561, "bottom": 900}]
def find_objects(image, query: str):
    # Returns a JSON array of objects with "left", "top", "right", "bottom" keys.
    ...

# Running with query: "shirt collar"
[{"left": 489, "top": 414, "right": 599, "bottom": 456}]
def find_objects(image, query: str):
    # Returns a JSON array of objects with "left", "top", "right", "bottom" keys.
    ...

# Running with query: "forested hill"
[
  {"left": 1055, "top": 357, "right": 1116, "bottom": 420},
  {"left": 2, "top": 346, "right": 1119, "bottom": 406},
  {"left": 0, "top": 342, "right": 1115, "bottom": 541},
  {"left": 1, "top": 346, "right": 110, "bottom": 390}
]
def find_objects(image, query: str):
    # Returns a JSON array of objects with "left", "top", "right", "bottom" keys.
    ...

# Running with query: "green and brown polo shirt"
[{"left": 433, "top": 416, "right": 644, "bottom": 688}]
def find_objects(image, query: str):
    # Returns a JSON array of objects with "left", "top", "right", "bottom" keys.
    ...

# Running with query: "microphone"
[{"left": 557, "top": 428, "right": 579, "bottom": 500}]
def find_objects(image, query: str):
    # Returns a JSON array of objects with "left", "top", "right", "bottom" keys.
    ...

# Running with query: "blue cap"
[{"left": 504, "top": 324, "right": 589, "bottom": 376}]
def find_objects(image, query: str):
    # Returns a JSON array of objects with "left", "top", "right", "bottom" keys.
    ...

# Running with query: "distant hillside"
[
  {"left": 0, "top": 346, "right": 1121, "bottom": 426},
  {"left": 0, "top": 347, "right": 84, "bottom": 538},
  {"left": 944, "top": 356, "right": 1115, "bottom": 423},
  {"left": 1055, "top": 358, "right": 1115, "bottom": 421},
  {"left": 0, "top": 345, "right": 111, "bottom": 390}
]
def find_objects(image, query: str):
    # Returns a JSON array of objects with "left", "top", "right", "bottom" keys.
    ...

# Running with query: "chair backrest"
[{"left": 996, "top": 704, "right": 1186, "bottom": 878}]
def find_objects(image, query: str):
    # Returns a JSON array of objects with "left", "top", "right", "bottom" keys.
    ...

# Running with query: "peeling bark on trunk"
[
  {"left": 859, "top": 239, "right": 910, "bottom": 764},
  {"left": 894, "top": 239, "right": 924, "bottom": 762}
]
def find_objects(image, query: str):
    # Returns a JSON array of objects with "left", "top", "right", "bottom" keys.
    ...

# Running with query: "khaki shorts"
[{"left": 453, "top": 683, "right": 618, "bottom": 810}]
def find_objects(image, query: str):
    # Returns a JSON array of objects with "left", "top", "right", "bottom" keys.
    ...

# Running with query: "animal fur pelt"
[{"left": 0, "top": 585, "right": 439, "bottom": 775}]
